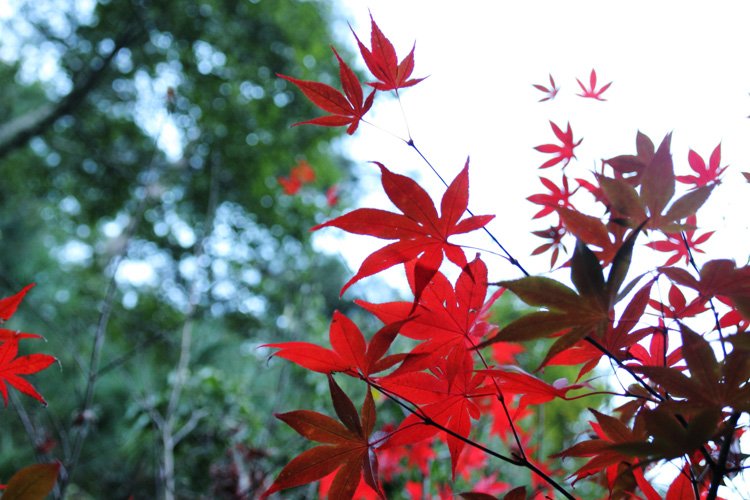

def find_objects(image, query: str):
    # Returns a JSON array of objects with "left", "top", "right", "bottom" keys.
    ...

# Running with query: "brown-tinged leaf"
[
  {"left": 459, "top": 493, "right": 499, "bottom": 500},
  {"left": 557, "top": 206, "right": 610, "bottom": 249},
  {"left": 678, "top": 324, "right": 719, "bottom": 391},
  {"left": 264, "top": 380, "right": 382, "bottom": 499},
  {"left": 2, "top": 463, "right": 59, "bottom": 500},
  {"left": 640, "top": 133, "right": 675, "bottom": 218},
  {"left": 636, "top": 131, "right": 655, "bottom": 160},
  {"left": 597, "top": 174, "right": 646, "bottom": 221},
  {"left": 328, "top": 374, "right": 363, "bottom": 435},
  {"left": 503, "top": 486, "right": 527, "bottom": 500},
  {"left": 276, "top": 410, "right": 359, "bottom": 445},
  {"left": 633, "top": 366, "right": 706, "bottom": 402},
  {"left": 662, "top": 184, "right": 714, "bottom": 224},
  {"left": 571, "top": 240, "right": 606, "bottom": 308},
  {"left": 476, "top": 311, "right": 574, "bottom": 348},
  {"left": 498, "top": 277, "right": 581, "bottom": 312},
  {"left": 606, "top": 224, "right": 643, "bottom": 305}
]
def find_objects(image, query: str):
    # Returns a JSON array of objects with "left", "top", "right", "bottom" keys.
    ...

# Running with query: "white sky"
[{"left": 326, "top": 1, "right": 750, "bottom": 283}]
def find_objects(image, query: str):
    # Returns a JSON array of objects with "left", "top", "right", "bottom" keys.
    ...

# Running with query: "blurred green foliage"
[{"left": 0, "top": 0, "right": 363, "bottom": 497}]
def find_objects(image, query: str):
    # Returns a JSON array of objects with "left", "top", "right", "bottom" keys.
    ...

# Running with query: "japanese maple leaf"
[
  {"left": 576, "top": 69, "right": 612, "bottom": 101},
  {"left": 531, "top": 223, "right": 566, "bottom": 269},
  {"left": 648, "top": 282, "right": 707, "bottom": 320},
  {"left": 553, "top": 409, "right": 647, "bottom": 484},
  {"left": 676, "top": 143, "right": 726, "bottom": 188},
  {"left": 660, "top": 259, "right": 750, "bottom": 319},
  {"left": 351, "top": 14, "right": 426, "bottom": 91},
  {"left": 627, "top": 322, "right": 683, "bottom": 369},
  {"left": 357, "top": 256, "right": 503, "bottom": 369},
  {"left": 645, "top": 215, "right": 713, "bottom": 266},
  {"left": 379, "top": 349, "right": 491, "bottom": 479},
  {"left": 0, "top": 339, "right": 56, "bottom": 406},
  {"left": 278, "top": 47, "right": 375, "bottom": 135},
  {"left": 313, "top": 160, "right": 493, "bottom": 301},
  {"left": 263, "top": 310, "right": 404, "bottom": 378},
  {"left": 527, "top": 175, "right": 577, "bottom": 219},
  {"left": 263, "top": 376, "right": 384, "bottom": 499},
  {"left": 534, "top": 121, "right": 582, "bottom": 169},
  {"left": 532, "top": 73, "right": 559, "bottom": 102}
]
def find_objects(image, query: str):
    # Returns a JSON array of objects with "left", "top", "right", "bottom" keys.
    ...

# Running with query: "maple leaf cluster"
[{"left": 265, "top": 12, "right": 750, "bottom": 500}]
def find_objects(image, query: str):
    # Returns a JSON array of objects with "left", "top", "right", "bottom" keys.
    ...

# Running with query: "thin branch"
[
  {"left": 0, "top": 24, "right": 143, "bottom": 160},
  {"left": 707, "top": 411, "right": 742, "bottom": 500}
]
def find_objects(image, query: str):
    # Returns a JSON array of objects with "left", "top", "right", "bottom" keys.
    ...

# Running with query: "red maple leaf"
[
  {"left": 527, "top": 175, "right": 578, "bottom": 219},
  {"left": 313, "top": 160, "right": 493, "bottom": 301},
  {"left": 676, "top": 143, "right": 727, "bottom": 188},
  {"left": 532, "top": 74, "right": 559, "bottom": 102},
  {"left": 358, "top": 256, "right": 504, "bottom": 371},
  {"left": 278, "top": 47, "right": 375, "bottom": 135},
  {"left": 351, "top": 14, "right": 426, "bottom": 92},
  {"left": 627, "top": 322, "right": 684, "bottom": 369},
  {"left": 554, "top": 409, "right": 646, "bottom": 484},
  {"left": 263, "top": 376, "right": 384, "bottom": 498},
  {"left": 534, "top": 121, "right": 582, "bottom": 169},
  {"left": 0, "top": 339, "right": 56, "bottom": 406},
  {"left": 576, "top": 69, "right": 612, "bottom": 101},
  {"left": 648, "top": 283, "right": 707, "bottom": 320},
  {"left": 379, "top": 349, "right": 491, "bottom": 479},
  {"left": 645, "top": 215, "right": 713, "bottom": 266}
]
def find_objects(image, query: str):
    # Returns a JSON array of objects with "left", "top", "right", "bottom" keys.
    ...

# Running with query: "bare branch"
[{"left": 0, "top": 24, "right": 142, "bottom": 160}]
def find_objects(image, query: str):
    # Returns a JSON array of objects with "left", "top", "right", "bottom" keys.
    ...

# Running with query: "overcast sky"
[{"left": 325, "top": 1, "right": 750, "bottom": 282}]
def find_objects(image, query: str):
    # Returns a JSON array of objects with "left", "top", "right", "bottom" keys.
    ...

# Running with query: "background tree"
[{"left": 0, "top": 0, "right": 365, "bottom": 497}]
